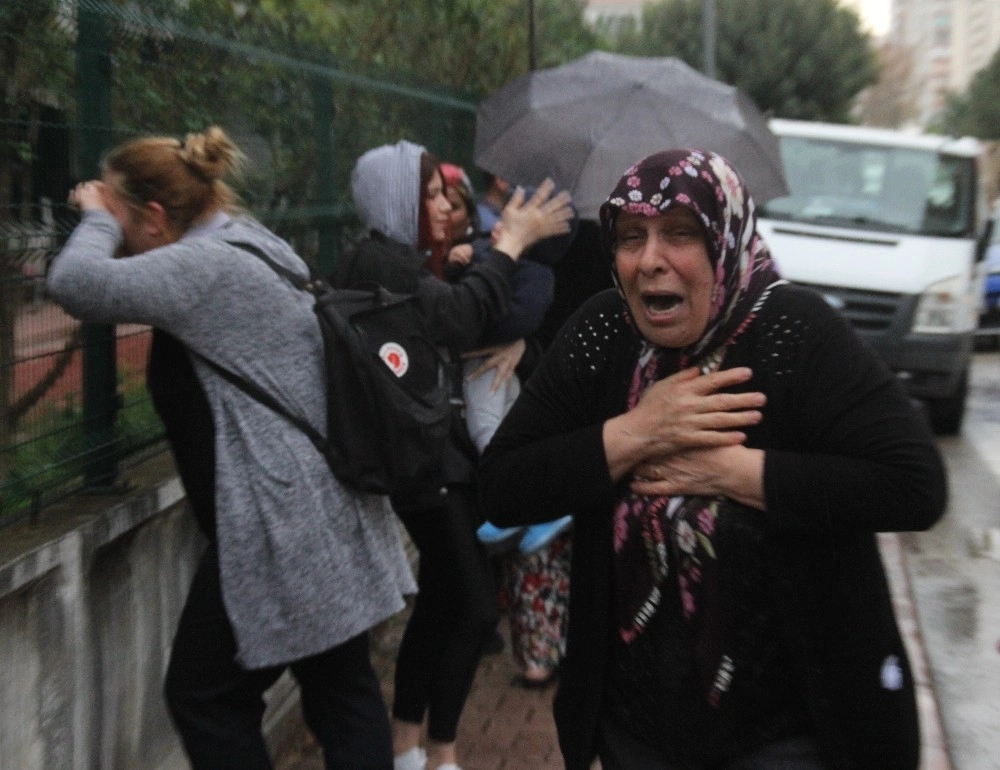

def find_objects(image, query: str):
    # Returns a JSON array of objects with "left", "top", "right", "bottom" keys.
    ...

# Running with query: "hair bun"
[{"left": 179, "top": 126, "right": 243, "bottom": 181}]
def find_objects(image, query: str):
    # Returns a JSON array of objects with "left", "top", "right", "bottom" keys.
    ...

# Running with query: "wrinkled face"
[
  {"left": 424, "top": 170, "right": 452, "bottom": 244},
  {"left": 614, "top": 207, "right": 715, "bottom": 349},
  {"left": 101, "top": 172, "right": 160, "bottom": 256},
  {"left": 446, "top": 186, "right": 471, "bottom": 239}
]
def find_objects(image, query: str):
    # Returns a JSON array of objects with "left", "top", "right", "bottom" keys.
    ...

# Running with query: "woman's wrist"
[
  {"left": 490, "top": 235, "right": 522, "bottom": 261},
  {"left": 715, "top": 446, "right": 767, "bottom": 509},
  {"left": 603, "top": 412, "right": 653, "bottom": 482}
]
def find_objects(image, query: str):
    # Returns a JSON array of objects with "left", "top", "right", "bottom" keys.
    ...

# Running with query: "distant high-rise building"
[{"left": 890, "top": 0, "right": 1000, "bottom": 125}]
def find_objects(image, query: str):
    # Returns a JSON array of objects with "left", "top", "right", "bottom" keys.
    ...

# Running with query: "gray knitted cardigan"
[{"left": 47, "top": 209, "right": 416, "bottom": 668}]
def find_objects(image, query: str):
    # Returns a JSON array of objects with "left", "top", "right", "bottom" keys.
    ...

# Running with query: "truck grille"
[{"left": 793, "top": 281, "right": 901, "bottom": 332}]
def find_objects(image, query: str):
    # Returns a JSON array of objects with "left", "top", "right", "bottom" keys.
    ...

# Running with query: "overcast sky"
[{"left": 855, "top": 0, "right": 890, "bottom": 35}]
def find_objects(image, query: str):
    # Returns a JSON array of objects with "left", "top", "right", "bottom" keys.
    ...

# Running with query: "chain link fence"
[{"left": 1, "top": 0, "right": 477, "bottom": 526}]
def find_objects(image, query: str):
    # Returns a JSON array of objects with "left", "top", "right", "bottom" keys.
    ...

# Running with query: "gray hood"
[{"left": 351, "top": 140, "right": 425, "bottom": 247}]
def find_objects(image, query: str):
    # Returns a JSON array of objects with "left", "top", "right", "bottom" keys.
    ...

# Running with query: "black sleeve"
[
  {"left": 479, "top": 293, "right": 625, "bottom": 526},
  {"left": 479, "top": 260, "right": 555, "bottom": 346},
  {"left": 416, "top": 249, "right": 517, "bottom": 351},
  {"left": 332, "top": 235, "right": 517, "bottom": 353},
  {"left": 761, "top": 293, "right": 947, "bottom": 536}
]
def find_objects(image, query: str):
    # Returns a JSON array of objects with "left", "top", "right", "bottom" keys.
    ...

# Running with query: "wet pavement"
[{"left": 900, "top": 351, "right": 1000, "bottom": 770}]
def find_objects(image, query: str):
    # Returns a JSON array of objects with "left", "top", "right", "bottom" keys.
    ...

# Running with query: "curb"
[{"left": 878, "top": 532, "right": 953, "bottom": 770}]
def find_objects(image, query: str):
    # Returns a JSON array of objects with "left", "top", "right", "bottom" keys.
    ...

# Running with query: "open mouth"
[{"left": 642, "top": 292, "right": 683, "bottom": 314}]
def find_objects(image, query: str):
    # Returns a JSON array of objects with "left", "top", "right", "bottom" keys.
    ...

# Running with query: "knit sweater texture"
[
  {"left": 351, "top": 140, "right": 423, "bottom": 246},
  {"left": 47, "top": 210, "right": 416, "bottom": 668},
  {"left": 480, "top": 284, "right": 947, "bottom": 769}
]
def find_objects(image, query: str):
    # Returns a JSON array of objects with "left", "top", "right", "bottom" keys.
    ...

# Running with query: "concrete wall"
[{"left": 0, "top": 453, "right": 304, "bottom": 770}]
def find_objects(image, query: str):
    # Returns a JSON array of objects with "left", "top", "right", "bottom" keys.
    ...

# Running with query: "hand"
[
  {"left": 603, "top": 367, "right": 765, "bottom": 482},
  {"left": 630, "top": 445, "right": 767, "bottom": 510},
  {"left": 492, "top": 179, "right": 573, "bottom": 261},
  {"left": 68, "top": 180, "right": 109, "bottom": 213},
  {"left": 447, "top": 243, "right": 474, "bottom": 267},
  {"left": 463, "top": 338, "right": 527, "bottom": 392},
  {"left": 632, "top": 367, "right": 764, "bottom": 453}
]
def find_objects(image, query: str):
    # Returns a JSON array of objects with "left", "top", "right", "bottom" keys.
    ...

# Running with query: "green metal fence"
[{"left": 1, "top": 0, "right": 478, "bottom": 526}]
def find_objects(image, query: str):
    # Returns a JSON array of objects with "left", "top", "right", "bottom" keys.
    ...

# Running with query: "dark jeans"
[
  {"left": 392, "top": 483, "right": 499, "bottom": 742},
  {"left": 598, "top": 716, "right": 825, "bottom": 770},
  {"left": 164, "top": 547, "right": 392, "bottom": 770}
]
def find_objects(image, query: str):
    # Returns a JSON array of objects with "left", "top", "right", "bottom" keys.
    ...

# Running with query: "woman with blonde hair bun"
[{"left": 48, "top": 126, "right": 416, "bottom": 769}]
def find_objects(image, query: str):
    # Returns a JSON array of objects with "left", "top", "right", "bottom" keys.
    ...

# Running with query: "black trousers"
[
  {"left": 391, "top": 483, "right": 499, "bottom": 742},
  {"left": 164, "top": 546, "right": 392, "bottom": 770}
]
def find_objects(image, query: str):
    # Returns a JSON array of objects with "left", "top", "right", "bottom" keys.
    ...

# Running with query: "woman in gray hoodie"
[
  {"left": 334, "top": 141, "right": 572, "bottom": 770},
  {"left": 48, "top": 126, "right": 416, "bottom": 769}
]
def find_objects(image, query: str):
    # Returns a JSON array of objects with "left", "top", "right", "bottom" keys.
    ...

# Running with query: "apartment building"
[{"left": 889, "top": 0, "right": 1000, "bottom": 124}]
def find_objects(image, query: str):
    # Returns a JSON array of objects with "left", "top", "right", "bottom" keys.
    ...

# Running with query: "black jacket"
[{"left": 480, "top": 285, "right": 947, "bottom": 769}]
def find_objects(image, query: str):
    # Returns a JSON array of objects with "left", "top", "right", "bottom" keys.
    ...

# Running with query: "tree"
[
  {"left": 603, "top": 0, "right": 879, "bottom": 122},
  {"left": 855, "top": 40, "right": 919, "bottom": 128},
  {"left": 323, "top": 0, "right": 596, "bottom": 96},
  {"left": 936, "top": 46, "right": 1000, "bottom": 141}
]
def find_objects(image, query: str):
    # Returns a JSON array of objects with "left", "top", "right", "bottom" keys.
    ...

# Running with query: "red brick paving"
[{"left": 277, "top": 604, "right": 566, "bottom": 770}]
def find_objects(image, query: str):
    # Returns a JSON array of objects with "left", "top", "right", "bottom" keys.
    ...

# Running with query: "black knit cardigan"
[{"left": 480, "top": 284, "right": 947, "bottom": 770}]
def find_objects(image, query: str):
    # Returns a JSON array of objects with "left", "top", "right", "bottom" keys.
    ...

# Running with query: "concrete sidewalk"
[{"left": 278, "top": 534, "right": 950, "bottom": 770}]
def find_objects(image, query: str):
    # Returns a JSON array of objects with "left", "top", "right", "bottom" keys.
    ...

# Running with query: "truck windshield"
[{"left": 759, "top": 136, "right": 977, "bottom": 238}]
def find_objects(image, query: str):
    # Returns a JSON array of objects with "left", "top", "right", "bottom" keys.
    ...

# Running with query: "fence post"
[
  {"left": 312, "top": 77, "right": 337, "bottom": 276},
  {"left": 76, "top": 4, "right": 118, "bottom": 489}
]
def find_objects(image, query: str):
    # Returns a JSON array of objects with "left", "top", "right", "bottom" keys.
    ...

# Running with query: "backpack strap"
[
  {"left": 189, "top": 240, "right": 328, "bottom": 452},
  {"left": 225, "top": 240, "right": 314, "bottom": 292},
  {"left": 194, "top": 353, "right": 327, "bottom": 452}
]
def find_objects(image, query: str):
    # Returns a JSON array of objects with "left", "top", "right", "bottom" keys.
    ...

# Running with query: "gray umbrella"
[{"left": 474, "top": 51, "right": 787, "bottom": 220}]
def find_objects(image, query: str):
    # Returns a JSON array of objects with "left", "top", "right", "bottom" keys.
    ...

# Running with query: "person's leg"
[
  {"left": 164, "top": 546, "right": 284, "bottom": 769},
  {"left": 290, "top": 632, "right": 393, "bottom": 770},
  {"left": 506, "top": 532, "right": 571, "bottom": 685},
  {"left": 391, "top": 507, "right": 444, "bottom": 737},
  {"left": 393, "top": 486, "right": 499, "bottom": 767}
]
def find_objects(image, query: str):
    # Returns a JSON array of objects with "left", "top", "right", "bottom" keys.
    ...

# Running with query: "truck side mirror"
[{"left": 976, "top": 217, "right": 994, "bottom": 262}]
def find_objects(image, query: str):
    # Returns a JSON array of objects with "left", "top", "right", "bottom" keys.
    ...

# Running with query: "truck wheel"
[{"left": 926, "top": 369, "right": 968, "bottom": 436}]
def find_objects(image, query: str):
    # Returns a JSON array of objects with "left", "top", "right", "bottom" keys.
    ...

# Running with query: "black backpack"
[{"left": 199, "top": 241, "right": 451, "bottom": 498}]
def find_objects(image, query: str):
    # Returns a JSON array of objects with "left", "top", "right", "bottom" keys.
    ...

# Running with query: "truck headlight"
[{"left": 913, "top": 275, "right": 970, "bottom": 334}]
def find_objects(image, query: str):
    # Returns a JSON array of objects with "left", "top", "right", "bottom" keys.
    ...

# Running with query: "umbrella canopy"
[{"left": 474, "top": 51, "right": 787, "bottom": 220}]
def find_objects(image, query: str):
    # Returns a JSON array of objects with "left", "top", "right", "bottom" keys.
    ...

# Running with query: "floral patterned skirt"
[{"left": 504, "top": 532, "right": 572, "bottom": 673}]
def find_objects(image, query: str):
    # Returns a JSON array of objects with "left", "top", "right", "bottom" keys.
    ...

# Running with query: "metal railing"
[{"left": 1, "top": 0, "right": 477, "bottom": 526}]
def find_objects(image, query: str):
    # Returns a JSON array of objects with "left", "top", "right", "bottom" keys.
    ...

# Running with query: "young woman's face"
[
  {"left": 446, "top": 186, "right": 471, "bottom": 239},
  {"left": 424, "top": 170, "right": 452, "bottom": 244},
  {"left": 614, "top": 207, "right": 715, "bottom": 349}
]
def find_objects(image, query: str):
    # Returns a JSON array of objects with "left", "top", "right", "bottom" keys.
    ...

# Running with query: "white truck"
[{"left": 757, "top": 119, "right": 990, "bottom": 434}]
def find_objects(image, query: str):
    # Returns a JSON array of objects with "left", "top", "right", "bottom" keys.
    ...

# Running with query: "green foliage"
[
  {"left": 323, "top": 0, "right": 596, "bottom": 96},
  {"left": 94, "top": 0, "right": 596, "bottom": 224},
  {"left": 1, "top": 385, "right": 162, "bottom": 523},
  {"left": 601, "top": 0, "right": 878, "bottom": 122},
  {"left": 936, "top": 47, "right": 1000, "bottom": 140},
  {"left": 3, "top": 0, "right": 600, "bottom": 520}
]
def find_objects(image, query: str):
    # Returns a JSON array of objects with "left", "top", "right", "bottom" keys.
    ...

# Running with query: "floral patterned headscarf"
[
  {"left": 600, "top": 148, "right": 781, "bottom": 364},
  {"left": 600, "top": 149, "right": 784, "bottom": 707}
]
